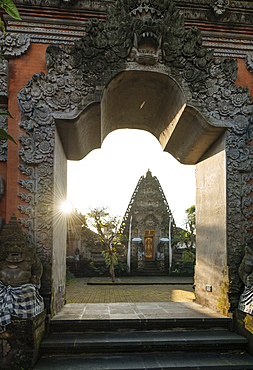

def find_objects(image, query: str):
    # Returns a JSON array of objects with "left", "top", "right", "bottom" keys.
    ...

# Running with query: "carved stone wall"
[
  {"left": 16, "top": 0, "right": 253, "bottom": 313},
  {"left": 0, "top": 116, "right": 8, "bottom": 162}
]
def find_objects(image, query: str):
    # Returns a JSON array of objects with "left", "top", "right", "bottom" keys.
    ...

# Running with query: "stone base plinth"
[{"left": 0, "top": 310, "right": 46, "bottom": 369}]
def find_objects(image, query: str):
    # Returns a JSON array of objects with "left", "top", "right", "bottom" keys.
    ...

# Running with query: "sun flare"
[{"left": 61, "top": 201, "right": 73, "bottom": 214}]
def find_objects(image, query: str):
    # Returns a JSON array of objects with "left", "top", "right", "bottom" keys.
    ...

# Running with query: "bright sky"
[{"left": 67, "top": 129, "right": 196, "bottom": 228}]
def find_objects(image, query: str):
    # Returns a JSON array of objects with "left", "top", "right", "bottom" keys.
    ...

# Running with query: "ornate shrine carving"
[{"left": 17, "top": 0, "right": 253, "bottom": 309}]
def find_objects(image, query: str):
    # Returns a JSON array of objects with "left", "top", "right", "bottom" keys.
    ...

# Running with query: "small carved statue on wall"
[
  {"left": 238, "top": 245, "right": 253, "bottom": 315},
  {"left": 0, "top": 214, "right": 44, "bottom": 331}
]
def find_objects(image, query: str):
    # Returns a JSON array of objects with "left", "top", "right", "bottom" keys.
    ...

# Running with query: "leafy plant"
[
  {"left": 102, "top": 247, "right": 118, "bottom": 268},
  {"left": 0, "top": 0, "right": 21, "bottom": 34},
  {"left": 0, "top": 110, "right": 17, "bottom": 143},
  {"left": 66, "top": 267, "right": 75, "bottom": 284},
  {"left": 89, "top": 262, "right": 108, "bottom": 276},
  {"left": 182, "top": 250, "right": 195, "bottom": 264},
  {"left": 115, "top": 262, "right": 129, "bottom": 276}
]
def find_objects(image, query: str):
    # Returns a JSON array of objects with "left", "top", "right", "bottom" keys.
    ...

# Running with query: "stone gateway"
[{"left": 0, "top": 0, "right": 253, "bottom": 322}]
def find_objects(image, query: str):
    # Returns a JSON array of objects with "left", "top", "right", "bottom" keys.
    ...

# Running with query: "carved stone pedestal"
[{"left": 0, "top": 310, "right": 46, "bottom": 369}]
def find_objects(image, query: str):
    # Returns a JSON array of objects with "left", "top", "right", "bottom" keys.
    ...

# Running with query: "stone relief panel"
[
  {"left": 226, "top": 125, "right": 253, "bottom": 308},
  {"left": 245, "top": 52, "right": 253, "bottom": 75},
  {"left": 0, "top": 59, "right": 8, "bottom": 97},
  {"left": 0, "top": 116, "right": 8, "bottom": 161},
  {"left": 0, "top": 33, "right": 31, "bottom": 58},
  {"left": 17, "top": 0, "right": 253, "bottom": 309}
]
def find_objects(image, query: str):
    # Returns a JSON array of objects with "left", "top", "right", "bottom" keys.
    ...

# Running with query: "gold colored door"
[{"left": 144, "top": 229, "right": 155, "bottom": 260}]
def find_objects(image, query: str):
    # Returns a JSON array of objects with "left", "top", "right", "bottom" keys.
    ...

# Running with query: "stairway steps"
[
  {"left": 49, "top": 317, "right": 232, "bottom": 332},
  {"left": 41, "top": 329, "right": 247, "bottom": 355},
  {"left": 35, "top": 351, "right": 253, "bottom": 369},
  {"left": 34, "top": 306, "right": 253, "bottom": 370}
]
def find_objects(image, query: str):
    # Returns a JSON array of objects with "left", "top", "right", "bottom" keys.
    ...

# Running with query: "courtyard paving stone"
[{"left": 66, "top": 276, "right": 195, "bottom": 304}]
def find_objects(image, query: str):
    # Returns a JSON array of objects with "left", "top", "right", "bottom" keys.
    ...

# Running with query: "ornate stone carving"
[
  {"left": 0, "top": 339, "right": 11, "bottom": 357},
  {"left": 238, "top": 246, "right": 253, "bottom": 314},
  {"left": 0, "top": 58, "right": 8, "bottom": 97},
  {"left": 0, "top": 59, "right": 8, "bottom": 162},
  {"left": 0, "top": 177, "right": 5, "bottom": 202},
  {"left": 17, "top": 0, "right": 253, "bottom": 309},
  {"left": 245, "top": 52, "right": 253, "bottom": 75},
  {"left": 238, "top": 246, "right": 253, "bottom": 287},
  {"left": 0, "top": 116, "right": 8, "bottom": 161},
  {"left": 0, "top": 33, "right": 31, "bottom": 58},
  {"left": 0, "top": 214, "right": 43, "bottom": 287},
  {"left": 210, "top": 0, "right": 229, "bottom": 15}
]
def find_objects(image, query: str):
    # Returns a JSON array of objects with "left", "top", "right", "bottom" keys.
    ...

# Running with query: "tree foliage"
[
  {"left": 0, "top": 0, "right": 21, "bottom": 34},
  {"left": 185, "top": 205, "right": 196, "bottom": 248},
  {"left": 86, "top": 206, "right": 123, "bottom": 282},
  {"left": 173, "top": 205, "right": 196, "bottom": 249}
]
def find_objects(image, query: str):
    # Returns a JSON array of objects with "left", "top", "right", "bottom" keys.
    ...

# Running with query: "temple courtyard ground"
[
  {"left": 66, "top": 276, "right": 195, "bottom": 303},
  {"left": 36, "top": 277, "right": 247, "bottom": 369}
]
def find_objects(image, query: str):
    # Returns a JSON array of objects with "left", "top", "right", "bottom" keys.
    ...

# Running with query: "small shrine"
[{"left": 121, "top": 170, "right": 175, "bottom": 275}]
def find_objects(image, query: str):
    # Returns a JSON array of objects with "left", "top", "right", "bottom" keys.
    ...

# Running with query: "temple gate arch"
[{"left": 17, "top": 0, "right": 253, "bottom": 315}]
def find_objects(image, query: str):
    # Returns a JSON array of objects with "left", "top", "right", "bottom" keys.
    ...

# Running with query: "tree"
[
  {"left": 86, "top": 207, "right": 122, "bottom": 282},
  {"left": 185, "top": 205, "right": 196, "bottom": 248},
  {"left": 172, "top": 206, "right": 196, "bottom": 249}
]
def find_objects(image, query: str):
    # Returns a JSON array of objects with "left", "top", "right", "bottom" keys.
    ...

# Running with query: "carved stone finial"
[
  {"left": 146, "top": 169, "right": 152, "bottom": 178},
  {"left": 0, "top": 214, "right": 43, "bottom": 287}
]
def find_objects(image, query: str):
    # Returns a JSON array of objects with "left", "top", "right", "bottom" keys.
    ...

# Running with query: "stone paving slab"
[
  {"left": 66, "top": 278, "right": 195, "bottom": 303},
  {"left": 87, "top": 276, "right": 194, "bottom": 285},
  {"left": 52, "top": 302, "right": 228, "bottom": 321}
]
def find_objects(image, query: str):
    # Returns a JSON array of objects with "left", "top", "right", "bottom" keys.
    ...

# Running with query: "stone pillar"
[
  {"left": 52, "top": 129, "right": 67, "bottom": 314},
  {"left": 195, "top": 133, "right": 228, "bottom": 314}
]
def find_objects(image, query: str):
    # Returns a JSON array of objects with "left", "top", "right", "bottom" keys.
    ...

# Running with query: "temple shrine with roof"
[{"left": 121, "top": 170, "right": 175, "bottom": 275}]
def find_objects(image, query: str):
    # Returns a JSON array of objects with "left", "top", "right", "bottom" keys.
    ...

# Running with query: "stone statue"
[
  {"left": 239, "top": 246, "right": 253, "bottom": 287},
  {"left": 0, "top": 214, "right": 44, "bottom": 331},
  {"left": 0, "top": 214, "right": 43, "bottom": 287},
  {"left": 238, "top": 246, "right": 253, "bottom": 315}
]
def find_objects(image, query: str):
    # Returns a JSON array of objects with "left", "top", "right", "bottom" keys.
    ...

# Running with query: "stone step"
[
  {"left": 137, "top": 272, "right": 168, "bottom": 276},
  {"left": 41, "top": 329, "right": 248, "bottom": 356},
  {"left": 34, "top": 351, "right": 253, "bottom": 369},
  {"left": 49, "top": 317, "right": 232, "bottom": 333}
]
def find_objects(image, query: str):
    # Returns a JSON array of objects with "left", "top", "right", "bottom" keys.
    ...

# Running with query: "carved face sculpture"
[
  {"left": 0, "top": 214, "right": 43, "bottom": 287},
  {"left": 130, "top": 1, "right": 163, "bottom": 65}
]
